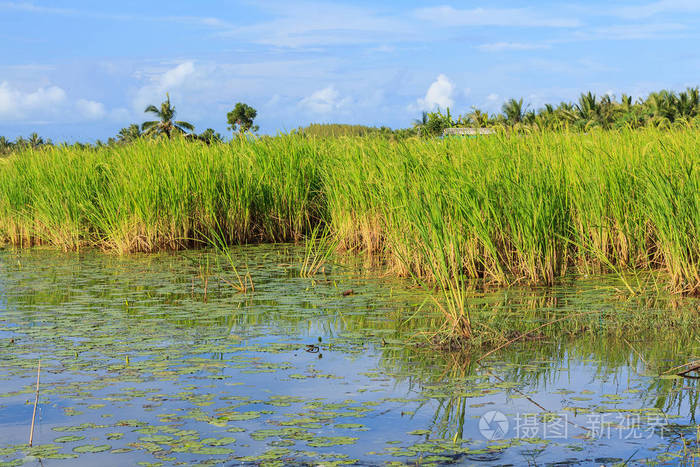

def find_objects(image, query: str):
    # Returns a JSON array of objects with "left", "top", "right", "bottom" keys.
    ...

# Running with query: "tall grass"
[
  {"left": 0, "top": 137, "right": 323, "bottom": 252},
  {"left": 0, "top": 128, "right": 698, "bottom": 334}
]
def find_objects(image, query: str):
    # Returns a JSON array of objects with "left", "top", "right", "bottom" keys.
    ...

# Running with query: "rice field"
[{"left": 0, "top": 128, "right": 698, "bottom": 307}]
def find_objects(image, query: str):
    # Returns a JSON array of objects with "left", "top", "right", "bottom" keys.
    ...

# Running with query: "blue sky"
[{"left": 1, "top": 0, "right": 699, "bottom": 141}]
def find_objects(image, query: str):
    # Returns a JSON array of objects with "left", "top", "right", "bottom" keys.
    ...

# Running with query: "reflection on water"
[{"left": 0, "top": 246, "right": 698, "bottom": 466}]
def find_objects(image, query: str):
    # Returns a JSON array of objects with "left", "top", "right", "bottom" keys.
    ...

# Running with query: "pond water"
[{"left": 0, "top": 246, "right": 698, "bottom": 466}]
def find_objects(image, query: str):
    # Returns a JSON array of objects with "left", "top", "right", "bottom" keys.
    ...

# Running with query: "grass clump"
[
  {"left": 0, "top": 137, "right": 323, "bottom": 252},
  {"left": 0, "top": 128, "right": 698, "bottom": 338}
]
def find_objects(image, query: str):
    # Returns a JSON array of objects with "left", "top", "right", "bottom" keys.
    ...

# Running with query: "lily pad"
[{"left": 73, "top": 444, "right": 112, "bottom": 453}]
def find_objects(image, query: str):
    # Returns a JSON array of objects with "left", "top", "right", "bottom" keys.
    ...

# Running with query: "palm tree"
[
  {"left": 468, "top": 107, "right": 490, "bottom": 127},
  {"left": 141, "top": 93, "right": 194, "bottom": 138},
  {"left": 0, "top": 136, "right": 12, "bottom": 150},
  {"left": 502, "top": 98, "right": 527, "bottom": 125},
  {"left": 28, "top": 132, "right": 48, "bottom": 148},
  {"left": 412, "top": 111, "right": 429, "bottom": 134},
  {"left": 117, "top": 124, "right": 142, "bottom": 143},
  {"left": 576, "top": 92, "right": 599, "bottom": 123},
  {"left": 644, "top": 91, "right": 676, "bottom": 126},
  {"left": 597, "top": 94, "right": 619, "bottom": 129},
  {"left": 675, "top": 87, "right": 699, "bottom": 119}
]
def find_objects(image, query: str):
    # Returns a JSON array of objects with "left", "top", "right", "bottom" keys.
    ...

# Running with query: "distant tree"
[
  {"left": 29, "top": 132, "right": 50, "bottom": 148},
  {"left": 412, "top": 111, "right": 429, "bottom": 133},
  {"left": 502, "top": 98, "right": 528, "bottom": 125},
  {"left": 142, "top": 93, "right": 194, "bottom": 138},
  {"left": 576, "top": 92, "right": 599, "bottom": 123},
  {"left": 117, "top": 124, "right": 142, "bottom": 143},
  {"left": 0, "top": 136, "right": 12, "bottom": 155},
  {"left": 293, "top": 123, "right": 411, "bottom": 139},
  {"left": 422, "top": 108, "right": 453, "bottom": 137},
  {"left": 467, "top": 107, "right": 490, "bottom": 127},
  {"left": 227, "top": 103, "right": 259, "bottom": 135},
  {"left": 198, "top": 128, "right": 224, "bottom": 144},
  {"left": 14, "top": 136, "right": 27, "bottom": 149}
]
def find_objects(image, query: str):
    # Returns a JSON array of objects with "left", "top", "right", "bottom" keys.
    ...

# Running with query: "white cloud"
[
  {"left": 417, "top": 74, "right": 454, "bottom": 111},
  {"left": 481, "top": 93, "right": 503, "bottom": 112},
  {"left": 0, "top": 81, "right": 67, "bottom": 120},
  {"left": 476, "top": 42, "right": 551, "bottom": 52},
  {"left": 613, "top": 0, "right": 700, "bottom": 19},
  {"left": 0, "top": 2, "right": 234, "bottom": 29},
  {"left": 371, "top": 45, "right": 396, "bottom": 53},
  {"left": 583, "top": 22, "right": 687, "bottom": 40},
  {"left": 0, "top": 1, "right": 81, "bottom": 16},
  {"left": 109, "top": 107, "right": 131, "bottom": 122},
  {"left": 0, "top": 81, "right": 113, "bottom": 123},
  {"left": 133, "top": 61, "right": 198, "bottom": 113},
  {"left": 76, "top": 99, "right": 106, "bottom": 120},
  {"left": 218, "top": 2, "right": 411, "bottom": 48},
  {"left": 160, "top": 62, "right": 196, "bottom": 89},
  {"left": 299, "top": 85, "right": 350, "bottom": 114},
  {"left": 414, "top": 6, "right": 581, "bottom": 28}
]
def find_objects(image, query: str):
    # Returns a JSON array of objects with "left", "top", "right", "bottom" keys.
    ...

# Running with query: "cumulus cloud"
[
  {"left": 133, "top": 61, "right": 198, "bottom": 113},
  {"left": 299, "top": 85, "right": 350, "bottom": 114},
  {"left": 0, "top": 81, "right": 67, "bottom": 120},
  {"left": 160, "top": 62, "right": 196, "bottom": 89},
  {"left": 417, "top": 74, "right": 455, "bottom": 111},
  {"left": 481, "top": 93, "right": 503, "bottom": 112},
  {"left": 76, "top": 99, "right": 106, "bottom": 120},
  {"left": 0, "top": 81, "right": 115, "bottom": 123}
]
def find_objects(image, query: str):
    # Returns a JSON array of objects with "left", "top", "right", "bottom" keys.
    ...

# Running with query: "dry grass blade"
[
  {"left": 663, "top": 360, "right": 700, "bottom": 378},
  {"left": 300, "top": 225, "right": 339, "bottom": 278},
  {"left": 476, "top": 310, "right": 603, "bottom": 363},
  {"left": 29, "top": 359, "right": 41, "bottom": 447}
]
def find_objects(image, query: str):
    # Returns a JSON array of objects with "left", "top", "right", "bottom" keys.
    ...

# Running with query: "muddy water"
[{"left": 0, "top": 247, "right": 698, "bottom": 466}]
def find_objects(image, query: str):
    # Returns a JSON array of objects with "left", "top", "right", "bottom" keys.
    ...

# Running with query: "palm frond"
[
  {"left": 141, "top": 121, "right": 161, "bottom": 134},
  {"left": 175, "top": 121, "right": 195, "bottom": 132},
  {"left": 144, "top": 105, "right": 160, "bottom": 116}
]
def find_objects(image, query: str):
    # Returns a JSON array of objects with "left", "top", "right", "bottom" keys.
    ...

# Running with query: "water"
[{"left": 0, "top": 247, "right": 698, "bottom": 466}]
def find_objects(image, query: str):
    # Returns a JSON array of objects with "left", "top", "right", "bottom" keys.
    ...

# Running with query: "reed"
[{"left": 0, "top": 128, "right": 698, "bottom": 338}]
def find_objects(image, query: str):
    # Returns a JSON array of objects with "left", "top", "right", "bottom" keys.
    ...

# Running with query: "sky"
[{"left": 1, "top": 0, "right": 699, "bottom": 142}]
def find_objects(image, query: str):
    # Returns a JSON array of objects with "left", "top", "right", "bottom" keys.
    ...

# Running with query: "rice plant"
[{"left": 0, "top": 128, "right": 698, "bottom": 339}]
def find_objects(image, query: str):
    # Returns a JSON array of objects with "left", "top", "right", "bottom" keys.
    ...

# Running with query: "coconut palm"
[
  {"left": 576, "top": 92, "right": 599, "bottom": 123},
  {"left": 468, "top": 107, "right": 490, "bottom": 127},
  {"left": 675, "top": 87, "right": 699, "bottom": 118},
  {"left": 141, "top": 93, "right": 194, "bottom": 138},
  {"left": 412, "top": 111, "right": 429, "bottom": 132},
  {"left": 117, "top": 124, "right": 143, "bottom": 143},
  {"left": 27, "top": 133, "right": 49, "bottom": 148},
  {"left": 644, "top": 91, "right": 676, "bottom": 126},
  {"left": 597, "top": 94, "right": 619, "bottom": 129},
  {"left": 502, "top": 98, "right": 528, "bottom": 125}
]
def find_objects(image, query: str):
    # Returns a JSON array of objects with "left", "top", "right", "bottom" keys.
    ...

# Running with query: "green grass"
[{"left": 0, "top": 128, "right": 698, "bottom": 336}]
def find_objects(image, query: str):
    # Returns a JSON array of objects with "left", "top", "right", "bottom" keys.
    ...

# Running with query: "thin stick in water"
[{"left": 29, "top": 359, "right": 41, "bottom": 447}]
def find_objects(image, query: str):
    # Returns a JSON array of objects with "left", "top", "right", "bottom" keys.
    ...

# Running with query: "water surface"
[{"left": 0, "top": 247, "right": 698, "bottom": 466}]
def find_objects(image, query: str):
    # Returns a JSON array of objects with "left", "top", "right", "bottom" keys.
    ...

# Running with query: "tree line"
[
  {"left": 115, "top": 96, "right": 259, "bottom": 144},
  {"left": 2, "top": 87, "right": 700, "bottom": 155},
  {"left": 415, "top": 87, "right": 700, "bottom": 136},
  {"left": 1, "top": 95, "right": 260, "bottom": 155}
]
